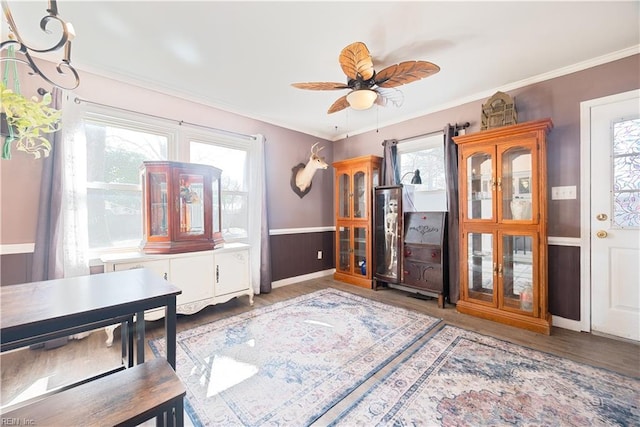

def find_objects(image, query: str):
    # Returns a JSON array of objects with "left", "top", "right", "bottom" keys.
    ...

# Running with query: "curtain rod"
[
  {"left": 383, "top": 122, "right": 471, "bottom": 146},
  {"left": 73, "top": 97, "right": 256, "bottom": 141}
]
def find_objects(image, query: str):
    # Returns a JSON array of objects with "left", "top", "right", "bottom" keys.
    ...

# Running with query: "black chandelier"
[{"left": 1, "top": 0, "right": 79, "bottom": 90}]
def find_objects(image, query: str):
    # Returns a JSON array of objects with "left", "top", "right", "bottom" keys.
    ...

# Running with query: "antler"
[{"left": 311, "top": 142, "right": 325, "bottom": 155}]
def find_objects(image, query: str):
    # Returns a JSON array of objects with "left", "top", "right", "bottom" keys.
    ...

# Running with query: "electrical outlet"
[{"left": 317, "top": 250, "right": 323, "bottom": 260}]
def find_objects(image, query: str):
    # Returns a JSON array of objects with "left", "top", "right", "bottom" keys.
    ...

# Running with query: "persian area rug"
[
  {"left": 333, "top": 325, "right": 640, "bottom": 426},
  {"left": 149, "top": 288, "right": 441, "bottom": 426}
]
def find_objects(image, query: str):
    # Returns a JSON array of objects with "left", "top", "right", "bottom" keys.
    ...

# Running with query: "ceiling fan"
[{"left": 291, "top": 41, "right": 440, "bottom": 114}]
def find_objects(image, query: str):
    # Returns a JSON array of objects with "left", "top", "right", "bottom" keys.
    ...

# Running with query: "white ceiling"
[{"left": 4, "top": 1, "right": 639, "bottom": 140}]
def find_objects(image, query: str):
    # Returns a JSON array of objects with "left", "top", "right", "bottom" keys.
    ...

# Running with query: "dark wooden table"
[{"left": 1, "top": 268, "right": 182, "bottom": 369}]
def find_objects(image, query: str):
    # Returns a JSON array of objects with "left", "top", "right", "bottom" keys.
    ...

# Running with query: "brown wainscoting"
[
  {"left": 0, "top": 253, "right": 33, "bottom": 286},
  {"left": 548, "top": 244, "right": 581, "bottom": 320},
  {"left": 270, "top": 231, "right": 335, "bottom": 281}
]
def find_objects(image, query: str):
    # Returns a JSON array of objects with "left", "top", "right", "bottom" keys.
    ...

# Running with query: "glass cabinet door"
[
  {"left": 177, "top": 172, "right": 205, "bottom": 237},
  {"left": 211, "top": 173, "right": 220, "bottom": 235},
  {"left": 148, "top": 172, "right": 168, "bottom": 237},
  {"left": 337, "top": 225, "right": 369, "bottom": 277},
  {"left": 338, "top": 172, "right": 350, "bottom": 219},
  {"left": 499, "top": 232, "right": 536, "bottom": 314},
  {"left": 337, "top": 226, "right": 351, "bottom": 274},
  {"left": 353, "top": 226, "right": 367, "bottom": 277},
  {"left": 466, "top": 151, "right": 495, "bottom": 221},
  {"left": 353, "top": 170, "right": 366, "bottom": 218},
  {"left": 500, "top": 145, "right": 534, "bottom": 222},
  {"left": 466, "top": 231, "right": 495, "bottom": 304}
]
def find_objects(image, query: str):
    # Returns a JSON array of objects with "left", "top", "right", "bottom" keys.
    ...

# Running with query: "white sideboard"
[{"left": 101, "top": 242, "right": 253, "bottom": 346}]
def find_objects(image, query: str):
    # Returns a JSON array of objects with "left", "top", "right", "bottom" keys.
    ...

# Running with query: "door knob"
[
  {"left": 596, "top": 213, "right": 608, "bottom": 221},
  {"left": 596, "top": 230, "right": 608, "bottom": 238}
]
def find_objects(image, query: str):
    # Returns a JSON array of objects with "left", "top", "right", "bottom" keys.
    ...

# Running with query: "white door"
[{"left": 588, "top": 90, "right": 640, "bottom": 341}]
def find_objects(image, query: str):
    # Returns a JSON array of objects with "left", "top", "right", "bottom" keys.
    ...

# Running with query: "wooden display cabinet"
[
  {"left": 454, "top": 119, "right": 553, "bottom": 334},
  {"left": 333, "top": 155, "right": 382, "bottom": 288},
  {"left": 141, "top": 160, "right": 223, "bottom": 254}
]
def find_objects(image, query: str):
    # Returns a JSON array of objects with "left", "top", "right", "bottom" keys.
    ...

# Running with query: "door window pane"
[{"left": 612, "top": 118, "right": 640, "bottom": 228}]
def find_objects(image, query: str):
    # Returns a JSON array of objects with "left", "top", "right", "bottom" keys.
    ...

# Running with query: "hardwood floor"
[{"left": 2, "top": 276, "right": 639, "bottom": 420}]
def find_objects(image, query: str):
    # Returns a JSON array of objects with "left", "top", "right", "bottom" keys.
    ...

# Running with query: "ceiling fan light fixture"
[{"left": 346, "top": 89, "right": 377, "bottom": 110}]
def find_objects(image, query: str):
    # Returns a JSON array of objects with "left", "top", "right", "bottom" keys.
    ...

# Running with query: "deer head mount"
[{"left": 291, "top": 142, "right": 328, "bottom": 198}]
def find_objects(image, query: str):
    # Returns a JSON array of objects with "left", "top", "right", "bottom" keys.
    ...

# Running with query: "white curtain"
[
  {"left": 248, "top": 134, "right": 271, "bottom": 294},
  {"left": 59, "top": 94, "right": 90, "bottom": 278}
]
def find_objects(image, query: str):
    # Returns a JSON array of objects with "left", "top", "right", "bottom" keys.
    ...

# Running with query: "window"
[
  {"left": 190, "top": 139, "right": 249, "bottom": 240},
  {"left": 397, "top": 133, "right": 447, "bottom": 211},
  {"left": 78, "top": 106, "right": 251, "bottom": 259},
  {"left": 84, "top": 113, "right": 172, "bottom": 251}
]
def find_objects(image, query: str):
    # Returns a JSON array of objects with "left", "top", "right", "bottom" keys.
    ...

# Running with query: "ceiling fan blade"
[
  {"left": 375, "top": 60, "right": 440, "bottom": 88},
  {"left": 327, "top": 95, "right": 349, "bottom": 114},
  {"left": 339, "top": 42, "right": 375, "bottom": 81},
  {"left": 375, "top": 87, "right": 405, "bottom": 108},
  {"left": 291, "top": 82, "right": 350, "bottom": 90}
]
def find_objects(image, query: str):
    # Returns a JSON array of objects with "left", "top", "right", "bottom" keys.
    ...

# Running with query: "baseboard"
[
  {"left": 272, "top": 269, "right": 335, "bottom": 288},
  {"left": 552, "top": 315, "right": 585, "bottom": 332}
]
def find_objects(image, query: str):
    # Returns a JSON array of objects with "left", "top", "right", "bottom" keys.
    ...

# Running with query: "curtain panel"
[
  {"left": 248, "top": 134, "right": 272, "bottom": 294},
  {"left": 31, "top": 87, "right": 64, "bottom": 281},
  {"left": 444, "top": 124, "right": 460, "bottom": 304}
]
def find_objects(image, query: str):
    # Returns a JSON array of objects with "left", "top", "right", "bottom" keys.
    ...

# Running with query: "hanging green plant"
[{"left": 0, "top": 81, "right": 62, "bottom": 159}]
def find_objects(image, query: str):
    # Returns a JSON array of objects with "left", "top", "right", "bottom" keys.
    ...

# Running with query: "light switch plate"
[{"left": 551, "top": 185, "right": 577, "bottom": 200}]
